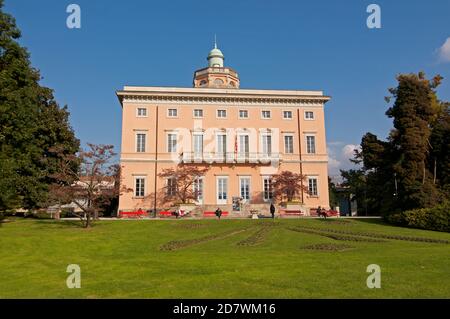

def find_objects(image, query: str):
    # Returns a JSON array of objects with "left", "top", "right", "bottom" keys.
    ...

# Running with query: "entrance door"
[
  {"left": 216, "top": 177, "right": 228, "bottom": 205},
  {"left": 239, "top": 177, "right": 251, "bottom": 203}
]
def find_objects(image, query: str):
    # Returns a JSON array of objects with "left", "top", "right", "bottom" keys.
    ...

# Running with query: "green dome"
[
  {"left": 208, "top": 47, "right": 224, "bottom": 59},
  {"left": 207, "top": 42, "right": 225, "bottom": 67}
]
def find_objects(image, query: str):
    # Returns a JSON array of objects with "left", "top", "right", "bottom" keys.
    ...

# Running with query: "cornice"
[{"left": 116, "top": 90, "right": 331, "bottom": 107}]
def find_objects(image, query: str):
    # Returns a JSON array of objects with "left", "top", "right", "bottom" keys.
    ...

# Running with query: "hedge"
[{"left": 386, "top": 201, "right": 450, "bottom": 232}]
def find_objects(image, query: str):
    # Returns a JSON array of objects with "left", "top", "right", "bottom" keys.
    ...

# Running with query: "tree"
[
  {"left": 342, "top": 72, "right": 448, "bottom": 216},
  {"left": 385, "top": 72, "right": 443, "bottom": 210},
  {"left": 271, "top": 171, "right": 309, "bottom": 203},
  {"left": 0, "top": 1, "right": 79, "bottom": 212},
  {"left": 328, "top": 177, "right": 339, "bottom": 209},
  {"left": 157, "top": 165, "right": 209, "bottom": 204},
  {"left": 48, "top": 144, "right": 126, "bottom": 228}
]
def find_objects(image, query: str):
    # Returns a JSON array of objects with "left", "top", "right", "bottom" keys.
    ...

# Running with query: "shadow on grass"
[{"left": 32, "top": 219, "right": 89, "bottom": 229}]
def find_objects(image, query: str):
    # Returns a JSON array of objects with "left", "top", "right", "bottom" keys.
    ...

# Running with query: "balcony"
[{"left": 181, "top": 152, "right": 280, "bottom": 164}]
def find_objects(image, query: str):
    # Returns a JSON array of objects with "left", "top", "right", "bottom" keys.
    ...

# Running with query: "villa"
[{"left": 116, "top": 43, "right": 331, "bottom": 215}]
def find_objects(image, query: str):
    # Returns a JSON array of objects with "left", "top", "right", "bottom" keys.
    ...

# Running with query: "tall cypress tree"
[
  {"left": 0, "top": 0, "right": 79, "bottom": 212},
  {"left": 342, "top": 72, "right": 448, "bottom": 215},
  {"left": 386, "top": 73, "right": 442, "bottom": 210}
]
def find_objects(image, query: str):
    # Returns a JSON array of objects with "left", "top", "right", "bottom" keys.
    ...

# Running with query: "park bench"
[
  {"left": 203, "top": 211, "right": 229, "bottom": 218},
  {"left": 119, "top": 210, "right": 148, "bottom": 219},
  {"left": 281, "top": 210, "right": 304, "bottom": 217},
  {"left": 159, "top": 210, "right": 191, "bottom": 218},
  {"left": 159, "top": 211, "right": 173, "bottom": 217}
]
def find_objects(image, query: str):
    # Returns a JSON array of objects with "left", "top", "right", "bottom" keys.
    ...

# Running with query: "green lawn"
[{"left": 0, "top": 218, "right": 449, "bottom": 298}]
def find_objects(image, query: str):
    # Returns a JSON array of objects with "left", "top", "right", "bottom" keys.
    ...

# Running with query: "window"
[
  {"left": 193, "top": 177, "right": 204, "bottom": 202},
  {"left": 305, "top": 111, "right": 315, "bottom": 120},
  {"left": 263, "top": 177, "right": 273, "bottom": 201},
  {"left": 261, "top": 134, "right": 272, "bottom": 156},
  {"left": 137, "top": 108, "right": 147, "bottom": 117},
  {"left": 168, "top": 109, "right": 178, "bottom": 117},
  {"left": 193, "top": 134, "right": 203, "bottom": 156},
  {"left": 167, "top": 133, "right": 177, "bottom": 153},
  {"left": 167, "top": 178, "right": 177, "bottom": 196},
  {"left": 217, "top": 109, "right": 227, "bottom": 118},
  {"left": 136, "top": 133, "right": 146, "bottom": 153},
  {"left": 216, "top": 133, "right": 227, "bottom": 156},
  {"left": 283, "top": 111, "right": 293, "bottom": 119},
  {"left": 238, "top": 134, "right": 250, "bottom": 158},
  {"left": 239, "top": 110, "right": 249, "bottom": 119},
  {"left": 306, "top": 135, "right": 316, "bottom": 154},
  {"left": 217, "top": 177, "right": 228, "bottom": 204},
  {"left": 240, "top": 177, "right": 251, "bottom": 201},
  {"left": 308, "top": 178, "right": 318, "bottom": 196},
  {"left": 284, "top": 135, "right": 294, "bottom": 154},
  {"left": 193, "top": 109, "right": 203, "bottom": 118},
  {"left": 135, "top": 177, "right": 145, "bottom": 197},
  {"left": 261, "top": 110, "right": 271, "bottom": 119}
]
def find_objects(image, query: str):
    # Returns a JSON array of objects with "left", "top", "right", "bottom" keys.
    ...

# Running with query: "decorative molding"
[{"left": 118, "top": 92, "right": 329, "bottom": 108}]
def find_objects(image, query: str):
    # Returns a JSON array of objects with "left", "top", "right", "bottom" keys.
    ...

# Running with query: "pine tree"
[{"left": 0, "top": 1, "right": 79, "bottom": 212}]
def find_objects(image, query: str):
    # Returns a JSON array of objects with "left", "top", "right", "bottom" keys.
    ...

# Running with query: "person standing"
[
  {"left": 270, "top": 203, "right": 276, "bottom": 219},
  {"left": 215, "top": 207, "right": 222, "bottom": 220}
]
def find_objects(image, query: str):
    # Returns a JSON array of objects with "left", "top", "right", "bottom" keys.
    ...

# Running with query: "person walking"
[
  {"left": 215, "top": 207, "right": 222, "bottom": 220},
  {"left": 270, "top": 203, "right": 276, "bottom": 219}
]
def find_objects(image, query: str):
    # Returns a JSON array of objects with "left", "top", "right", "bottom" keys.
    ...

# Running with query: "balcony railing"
[{"left": 181, "top": 152, "right": 280, "bottom": 164}]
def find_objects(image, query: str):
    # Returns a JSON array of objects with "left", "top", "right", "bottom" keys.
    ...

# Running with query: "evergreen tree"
[
  {"left": 342, "top": 72, "right": 448, "bottom": 216},
  {"left": 0, "top": 1, "right": 79, "bottom": 212},
  {"left": 386, "top": 73, "right": 442, "bottom": 210}
]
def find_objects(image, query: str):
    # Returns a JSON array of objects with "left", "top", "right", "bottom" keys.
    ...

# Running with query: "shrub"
[{"left": 387, "top": 201, "right": 450, "bottom": 232}]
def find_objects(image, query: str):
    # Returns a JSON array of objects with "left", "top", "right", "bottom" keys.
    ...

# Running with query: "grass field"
[{"left": 0, "top": 218, "right": 449, "bottom": 298}]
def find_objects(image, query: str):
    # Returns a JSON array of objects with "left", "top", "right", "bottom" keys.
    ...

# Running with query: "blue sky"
[{"left": 5, "top": 0, "right": 450, "bottom": 177}]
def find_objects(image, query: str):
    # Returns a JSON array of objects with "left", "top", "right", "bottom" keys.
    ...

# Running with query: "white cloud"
[
  {"left": 327, "top": 143, "right": 362, "bottom": 180},
  {"left": 438, "top": 37, "right": 450, "bottom": 63},
  {"left": 342, "top": 144, "right": 361, "bottom": 159}
]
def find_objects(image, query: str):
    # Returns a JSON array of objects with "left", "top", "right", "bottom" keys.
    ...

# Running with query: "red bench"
[
  {"left": 159, "top": 211, "right": 173, "bottom": 217},
  {"left": 281, "top": 210, "right": 304, "bottom": 217},
  {"left": 119, "top": 210, "right": 148, "bottom": 218},
  {"left": 203, "top": 211, "right": 229, "bottom": 218},
  {"left": 310, "top": 209, "right": 340, "bottom": 217}
]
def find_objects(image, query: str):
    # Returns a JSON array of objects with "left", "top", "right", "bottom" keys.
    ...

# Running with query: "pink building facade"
[{"left": 117, "top": 45, "right": 331, "bottom": 215}]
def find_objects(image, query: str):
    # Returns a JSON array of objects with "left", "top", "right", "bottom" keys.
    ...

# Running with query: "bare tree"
[
  {"left": 272, "top": 171, "right": 310, "bottom": 203},
  {"left": 158, "top": 164, "right": 209, "bottom": 204},
  {"left": 49, "top": 144, "right": 130, "bottom": 228}
]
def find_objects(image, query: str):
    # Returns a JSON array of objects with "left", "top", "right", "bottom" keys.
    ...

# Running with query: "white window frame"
[
  {"left": 135, "top": 132, "right": 147, "bottom": 153},
  {"left": 217, "top": 109, "right": 227, "bottom": 119},
  {"left": 304, "top": 111, "right": 315, "bottom": 120},
  {"left": 283, "top": 110, "right": 293, "bottom": 120},
  {"left": 306, "top": 135, "right": 316, "bottom": 154},
  {"left": 261, "top": 110, "right": 271, "bottom": 119},
  {"left": 193, "top": 109, "right": 204, "bottom": 118},
  {"left": 134, "top": 176, "right": 146, "bottom": 198},
  {"left": 216, "top": 133, "right": 227, "bottom": 156},
  {"left": 238, "top": 133, "right": 250, "bottom": 159},
  {"left": 167, "top": 108, "right": 178, "bottom": 118},
  {"left": 167, "top": 133, "right": 178, "bottom": 153},
  {"left": 216, "top": 176, "right": 228, "bottom": 205},
  {"left": 262, "top": 176, "right": 273, "bottom": 202},
  {"left": 136, "top": 107, "right": 148, "bottom": 118},
  {"left": 239, "top": 176, "right": 251, "bottom": 202},
  {"left": 284, "top": 135, "right": 294, "bottom": 154},
  {"left": 261, "top": 133, "right": 272, "bottom": 156},
  {"left": 193, "top": 176, "right": 204, "bottom": 204},
  {"left": 193, "top": 133, "right": 204, "bottom": 157},
  {"left": 166, "top": 177, "right": 177, "bottom": 196},
  {"left": 308, "top": 177, "right": 319, "bottom": 197},
  {"left": 239, "top": 109, "right": 249, "bottom": 119}
]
